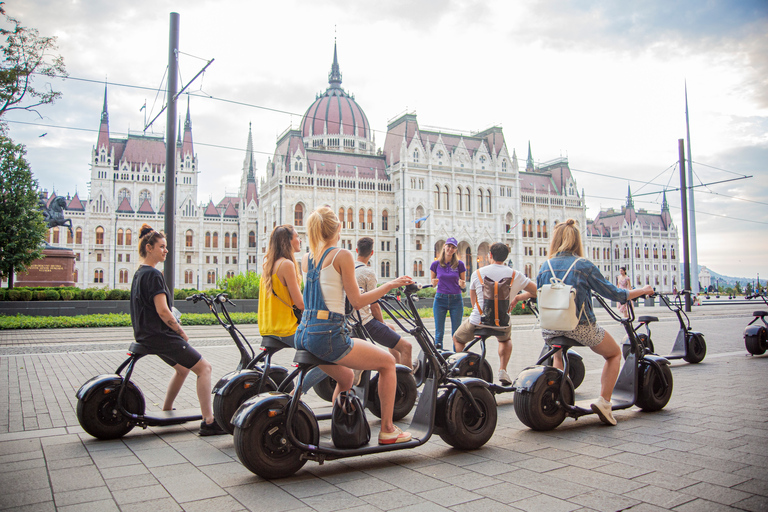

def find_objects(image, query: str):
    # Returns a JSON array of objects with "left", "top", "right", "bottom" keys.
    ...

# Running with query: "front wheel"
[
  {"left": 368, "top": 371, "right": 418, "bottom": 421},
  {"left": 233, "top": 405, "right": 318, "bottom": 479},
  {"left": 213, "top": 374, "right": 278, "bottom": 434},
  {"left": 439, "top": 385, "right": 497, "bottom": 449},
  {"left": 77, "top": 382, "right": 144, "bottom": 440},
  {"left": 636, "top": 362, "right": 673, "bottom": 412},
  {"left": 684, "top": 333, "right": 706, "bottom": 364},
  {"left": 745, "top": 331, "right": 767, "bottom": 355},
  {"left": 514, "top": 371, "right": 574, "bottom": 431}
]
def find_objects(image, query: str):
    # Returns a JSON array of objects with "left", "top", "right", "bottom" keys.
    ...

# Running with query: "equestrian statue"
[{"left": 39, "top": 195, "right": 73, "bottom": 238}]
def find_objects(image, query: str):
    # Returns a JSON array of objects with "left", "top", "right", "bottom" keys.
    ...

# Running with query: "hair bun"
[
  {"left": 139, "top": 223, "right": 154, "bottom": 238},
  {"left": 566, "top": 219, "right": 575, "bottom": 226}
]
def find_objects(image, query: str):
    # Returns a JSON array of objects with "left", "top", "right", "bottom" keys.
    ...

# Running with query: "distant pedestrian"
[
  {"left": 617, "top": 267, "right": 632, "bottom": 318},
  {"left": 430, "top": 237, "right": 466, "bottom": 350}
]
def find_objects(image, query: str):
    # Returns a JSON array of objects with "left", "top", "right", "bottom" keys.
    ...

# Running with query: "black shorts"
[
  {"left": 137, "top": 336, "right": 203, "bottom": 369},
  {"left": 362, "top": 319, "right": 402, "bottom": 349}
]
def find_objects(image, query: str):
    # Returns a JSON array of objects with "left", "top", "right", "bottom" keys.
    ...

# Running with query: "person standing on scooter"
[
  {"left": 354, "top": 237, "right": 414, "bottom": 370},
  {"left": 430, "top": 237, "right": 466, "bottom": 350},
  {"left": 537, "top": 219, "right": 653, "bottom": 426},
  {"left": 259, "top": 225, "right": 327, "bottom": 392},
  {"left": 296, "top": 206, "right": 414, "bottom": 444},
  {"left": 130, "top": 224, "right": 226, "bottom": 436},
  {"left": 453, "top": 243, "right": 538, "bottom": 386}
]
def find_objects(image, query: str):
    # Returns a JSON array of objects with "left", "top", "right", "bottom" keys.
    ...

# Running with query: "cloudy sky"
[{"left": 5, "top": 0, "right": 767, "bottom": 280}]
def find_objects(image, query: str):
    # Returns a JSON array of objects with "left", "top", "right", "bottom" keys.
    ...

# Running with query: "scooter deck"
[
  {"left": 142, "top": 408, "right": 202, "bottom": 425},
  {"left": 573, "top": 398, "right": 633, "bottom": 413}
]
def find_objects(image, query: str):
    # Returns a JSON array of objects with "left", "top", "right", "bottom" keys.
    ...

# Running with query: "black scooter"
[
  {"left": 75, "top": 295, "right": 219, "bottom": 439},
  {"left": 512, "top": 294, "right": 673, "bottom": 431},
  {"left": 744, "top": 293, "right": 768, "bottom": 355},
  {"left": 231, "top": 284, "right": 498, "bottom": 478},
  {"left": 625, "top": 292, "right": 706, "bottom": 364}
]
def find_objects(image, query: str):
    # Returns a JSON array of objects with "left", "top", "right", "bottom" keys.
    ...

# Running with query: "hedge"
[{"left": 0, "top": 312, "right": 260, "bottom": 330}]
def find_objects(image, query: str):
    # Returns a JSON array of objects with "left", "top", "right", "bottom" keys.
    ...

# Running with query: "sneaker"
[
  {"left": 199, "top": 419, "right": 228, "bottom": 436},
  {"left": 353, "top": 369, "right": 363, "bottom": 387},
  {"left": 498, "top": 369, "right": 512, "bottom": 386},
  {"left": 590, "top": 397, "right": 617, "bottom": 426},
  {"left": 378, "top": 426, "right": 412, "bottom": 445}
]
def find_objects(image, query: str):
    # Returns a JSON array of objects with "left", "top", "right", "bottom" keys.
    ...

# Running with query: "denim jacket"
[{"left": 536, "top": 252, "right": 629, "bottom": 325}]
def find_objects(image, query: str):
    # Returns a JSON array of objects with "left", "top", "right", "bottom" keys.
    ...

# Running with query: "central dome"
[{"left": 300, "top": 45, "right": 372, "bottom": 149}]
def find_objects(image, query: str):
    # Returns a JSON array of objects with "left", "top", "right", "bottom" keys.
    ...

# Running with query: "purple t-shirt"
[{"left": 430, "top": 259, "right": 466, "bottom": 295}]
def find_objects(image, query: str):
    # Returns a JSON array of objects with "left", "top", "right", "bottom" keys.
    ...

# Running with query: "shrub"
[
  {"left": 416, "top": 286, "right": 436, "bottom": 298},
  {"left": 60, "top": 290, "right": 74, "bottom": 300},
  {"left": 82, "top": 288, "right": 94, "bottom": 300},
  {"left": 174, "top": 288, "right": 189, "bottom": 300},
  {"left": 45, "top": 290, "right": 60, "bottom": 301},
  {"left": 0, "top": 289, "right": 5, "bottom": 301},
  {"left": 217, "top": 272, "right": 260, "bottom": 299},
  {"left": 107, "top": 289, "right": 123, "bottom": 300},
  {"left": 9, "top": 289, "right": 33, "bottom": 301},
  {"left": 92, "top": 289, "right": 107, "bottom": 300}
]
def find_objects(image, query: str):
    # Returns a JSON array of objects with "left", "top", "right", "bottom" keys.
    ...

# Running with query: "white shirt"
[{"left": 468, "top": 264, "right": 532, "bottom": 325}]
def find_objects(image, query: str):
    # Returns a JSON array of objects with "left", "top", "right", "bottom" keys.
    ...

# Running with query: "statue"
[{"left": 39, "top": 195, "right": 73, "bottom": 237}]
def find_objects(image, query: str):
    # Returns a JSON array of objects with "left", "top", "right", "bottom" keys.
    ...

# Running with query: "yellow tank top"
[{"left": 258, "top": 274, "right": 298, "bottom": 337}]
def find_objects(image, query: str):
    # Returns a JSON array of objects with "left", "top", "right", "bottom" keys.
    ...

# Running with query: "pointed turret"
[
  {"left": 97, "top": 84, "right": 110, "bottom": 150},
  {"left": 626, "top": 184, "right": 634, "bottom": 209},
  {"left": 661, "top": 189, "right": 673, "bottom": 228},
  {"left": 240, "top": 123, "right": 259, "bottom": 206},
  {"left": 181, "top": 97, "right": 194, "bottom": 157},
  {"left": 526, "top": 141, "right": 534, "bottom": 171},
  {"left": 328, "top": 41, "right": 342, "bottom": 89}
]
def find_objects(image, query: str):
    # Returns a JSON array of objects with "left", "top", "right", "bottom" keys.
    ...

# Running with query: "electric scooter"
[
  {"left": 624, "top": 291, "right": 707, "bottom": 364},
  {"left": 512, "top": 293, "right": 673, "bottom": 431},
  {"left": 744, "top": 292, "right": 768, "bottom": 355},
  {"left": 75, "top": 297, "right": 218, "bottom": 440},
  {"left": 231, "top": 283, "right": 498, "bottom": 478}
]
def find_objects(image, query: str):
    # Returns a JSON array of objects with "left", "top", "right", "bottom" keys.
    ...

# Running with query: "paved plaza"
[{"left": 1, "top": 302, "right": 767, "bottom": 511}]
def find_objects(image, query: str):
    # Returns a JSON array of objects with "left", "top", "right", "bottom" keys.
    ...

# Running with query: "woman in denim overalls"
[{"left": 296, "top": 207, "right": 414, "bottom": 444}]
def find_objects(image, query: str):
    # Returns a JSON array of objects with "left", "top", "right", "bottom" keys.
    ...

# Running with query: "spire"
[
  {"left": 240, "top": 122, "right": 259, "bottom": 205},
  {"left": 328, "top": 41, "right": 342, "bottom": 89},
  {"left": 526, "top": 141, "right": 534, "bottom": 171},
  {"left": 662, "top": 190, "right": 669, "bottom": 211},
  {"left": 184, "top": 95, "right": 192, "bottom": 130},
  {"left": 97, "top": 83, "right": 110, "bottom": 150},
  {"left": 626, "top": 184, "right": 634, "bottom": 209},
  {"left": 181, "top": 100, "right": 194, "bottom": 156},
  {"left": 100, "top": 84, "right": 108, "bottom": 123},
  {"left": 177, "top": 116, "right": 182, "bottom": 145}
]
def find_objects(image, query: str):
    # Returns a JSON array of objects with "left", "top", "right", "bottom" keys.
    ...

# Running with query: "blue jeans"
[{"left": 433, "top": 293, "right": 464, "bottom": 349}]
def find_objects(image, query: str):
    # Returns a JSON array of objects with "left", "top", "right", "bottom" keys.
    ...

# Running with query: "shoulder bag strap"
[{"left": 475, "top": 268, "right": 484, "bottom": 314}]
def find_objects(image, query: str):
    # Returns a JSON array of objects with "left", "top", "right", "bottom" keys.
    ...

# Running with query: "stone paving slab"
[{"left": 1, "top": 306, "right": 767, "bottom": 511}]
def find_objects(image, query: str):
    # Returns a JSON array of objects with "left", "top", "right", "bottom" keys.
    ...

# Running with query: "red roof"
[
  {"left": 137, "top": 198, "right": 154, "bottom": 214},
  {"left": 67, "top": 193, "right": 85, "bottom": 211},
  {"left": 116, "top": 197, "right": 134, "bottom": 213},
  {"left": 245, "top": 182, "right": 258, "bottom": 205},
  {"left": 223, "top": 202, "right": 238, "bottom": 218},
  {"left": 203, "top": 200, "right": 220, "bottom": 217}
]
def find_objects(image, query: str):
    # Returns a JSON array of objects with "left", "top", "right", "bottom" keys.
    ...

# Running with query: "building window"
[
  {"left": 213, "top": 232, "right": 219, "bottom": 248},
  {"left": 434, "top": 184, "right": 441, "bottom": 209},
  {"left": 93, "top": 269, "right": 103, "bottom": 283},
  {"left": 249, "top": 231, "right": 256, "bottom": 247},
  {"left": 232, "top": 233, "right": 238, "bottom": 249},
  {"left": 125, "top": 229, "right": 132, "bottom": 245},
  {"left": 117, "top": 228, "right": 124, "bottom": 246},
  {"left": 186, "top": 255, "right": 192, "bottom": 264},
  {"left": 416, "top": 239, "right": 422, "bottom": 250},
  {"left": 126, "top": 254, "right": 130, "bottom": 263},
  {"left": 338, "top": 207, "right": 345, "bottom": 228},
  {"left": 443, "top": 185, "right": 449, "bottom": 210},
  {"left": 542, "top": 221, "right": 547, "bottom": 238},
  {"left": 486, "top": 189, "right": 491, "bottom": 212},
  {"left": 525, "top": 264, "right": 533, "bottom": 279},
  {"left": 207, "top": 270, "right": 216, "bottom": 284},
  {"left": 95, "top": 226, "right": 104, "bottom": 245},
  {"left": 381, "top": 211, "right": 388, "bottom": 231},
  {"left": 213, "top": 256, "right": 218, "bottom": 264},
  {"left": 367, "top": 209, "right": 373, "bottom": 230},
  {"left": 478, "top": 190, "right": 484, "bottom": 213},
  {"left": 75, "top": 227, "right": 82, "bottom": 245},
  {"left": 205, "top": 231, "right": 211, "bottom": 248},
  {"left": 381, "top": 260, "right": 390, "bottom": 278},
  {"left": 226, "top": 270, "right": 235, "bottom": 279},
  {"left": 96, "top": 253, "right": 102, "bottom": 262},
  {"left": 225, "top": 233, "right": 231, "bottom": 249},
  {"left": 537, "top": 220, "right": 542, "bottom": 239},
  {"left": 294, "top": 203, "right": 304, "bottom": 227},
  {"left": 119, "top": 269, "right": 129, "bottom": 284},
  {"left": 66, "top": 228, "right": 73, "bottom": 244},
  {"left": 186, "top": 229, "right": 193, "bottom": 248},
  {"left": 359, "top": 208, "right": 365, "bottom": 229},
  {"left": 184, "top": 269, "right": 193, "bottom": 284},
  {"left": 117, "top": 254, "right": 122, "bottom": 263},
  {"left": 347, "top": 208, "right": 353, "bottom": 229}
]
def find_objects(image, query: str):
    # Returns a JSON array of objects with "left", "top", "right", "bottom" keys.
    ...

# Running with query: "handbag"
[
  {"left": 538, "top": 258, "right": 585, "bottom": 331},
  {"left": 272, "top": 289, "right": 302, "bottom": 323},
  {"left": 331, "top": 391, "right": 371, "bottom": 448}
]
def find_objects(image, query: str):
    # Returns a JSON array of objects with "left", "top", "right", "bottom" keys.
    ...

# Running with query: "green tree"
[
  {"left": 734, "top": 281, "right": 742, "bottom": 295},
  {"left": 0, "top": 135, "right": 46, "bottom": 288},
  {"left": 0, "top": 4, "right": 67, "bottom": 121}
]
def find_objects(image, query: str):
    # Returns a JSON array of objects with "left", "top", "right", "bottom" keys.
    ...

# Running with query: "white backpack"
[{"left": 538, "top": 258, "right": 585, "bottom": 331}]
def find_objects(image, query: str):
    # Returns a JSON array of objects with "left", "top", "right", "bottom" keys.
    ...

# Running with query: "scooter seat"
[
  {"left": 261, "top": 335, "right": 290, "bottom": 350},
  {"left": 294, "top": 350, "right": 335, "bottom": 367},
  {"left": 753, "top": 311, "right": 768, "bottom": 318},
  {"left": 638, "top": 316, "right": 658, "bottom": 324},
  {"left": 474, "top": 327, "right": 505, "bottom": 338},
  {"left": 128, "top": 342, "right": 152, "bottom": 355},
  {"left": 548, "top": 335, "right": 584, "bottom": 348}
]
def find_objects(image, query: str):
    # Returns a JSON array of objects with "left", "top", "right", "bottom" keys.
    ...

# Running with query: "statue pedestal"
[{"left": 16, "top": 247, "right": 76, "bottom": 287}]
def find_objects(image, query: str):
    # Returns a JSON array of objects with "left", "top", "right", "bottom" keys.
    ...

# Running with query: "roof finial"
[
  {"left": 626, "top": 184, "right": 634, "bottom": 209},
  {"left": 526, "top": 141, "right": 534, "bottom": 171},
  {"left": 101, "top": 82, "right": 109, "bottom": 123},
  {"left": 328, "top": 38, "right": 342, "bottom": 88}
]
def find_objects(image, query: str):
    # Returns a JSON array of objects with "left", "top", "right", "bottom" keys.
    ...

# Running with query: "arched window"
[
  {"left": 66, "top": 228, "right": 73, "bottom": 244},
  {"left": 381, "top": 260, "right": 391, "bottom": 278},
  {"left": 232, "top": 233, "right": 238, "bottom": 249},
  {"left": 465, "top": 187, "right": 471, "bottom": 212},
  {"left": 671, "top": 246, "right": 676, "bottom": 259},
  {"left": 294, "top": 203, "right": 304, "bottom": 227},
  {"left": 442, "top": 185, "right": 449, "bottom": 210},
  {"left": 207, "top": 270, "right": 216, "bottom": 284},
  {"left": 644, "top": 244, "right": 649, "bottom": 258},
  {"left": 525, "top": 263, "right": 533, "bottom": 278},
  {"left": 623, "top": 245, "right": 629, "bottom": 258},
  {"left": 522, "top": 218, "right": 527, "bottom": 237},
  {"left": 486, "top": 188, "right": 491, "bottom": 212},
  {"left": 186, "top": 230, "right": 193, "bottom": 248},
  {"left": 367, "top": 209, "right": 373, "bottom": 230},
  {"left": 226, "top": 270, "right": 235, "bottom": 279},
  {"left": 456, "top": 187, "right": 462, "bottom": 211},
  {"left": 359, "top": 208, "right": 365, "bottom": 229},
  {"left": 413, "top": 150, "right": 419, "bottom": 162},
  {"left": 653, "top": 245, "right": 658, "bottom": 259},
  {"left": 184, "top": 269, "right": 193, "bottom": 284},
  {"left": 537, "top": 220, "right": 542, "bottom": 238},
  {"left": 139, "top": 189, "right": 151, "bottom": 204},
  {"left": 93, "top": 269, "right": 103, "bottom": 283},
  {"left": 118, "top": 188, "right": 131, "bottom": 204},
  {"left": 528, "top": 220, "right": 534, "bottom": 238},
  {"left": 224, "top": 233, "right": 231, "bottom": 249},
  {"left": 615, "top": 246, "right": 620, "bottom": 259},
  {"left": 347, "top": 208, "right": 353, "bottom": 229},
  {"left": 212, "top": 232, "right": 219, "bottom": 248},
  {"left": 662, "top": 246, "right": 667, "bottom": 259},
  {"left": 73, "top": 269, "right": 78, "bottom": 282},
  {"left": 637, "top": 276, "right": 642, "bottom": 286},
  {"left": 338, "top": 207, "right": 345, "bottom": 228},
  {"left": 95, "top": 226, "right": 104, "bottom": 245},
  {"left": 75, "top": 227, "right": 82, "bottom": 245},
  {"left": 117, "top": 228, "right": 124, "bottom": 246},
  {"left": 542, "top": 221, "right": 547, "bottom": 238},
  {"left": 636, "top": 245, "right": 640, "bottom": 258},
  {"left": 382, "top": 211, "right": 389, "bottom": 231},
  {"left": 205, "top": 231, "right": 211, "bottom": 248},
  {"left": 119, "top": 269, "right": 129, "bottom": 284},
  {"left": 478, "top": 189, "right": 484, "bottom": 212},
  {"left": 249, "top": 231, "right": 256, "bottom": 247},
  {"left": 434, "top": 184, "right": 441, "bottom": 209},
  {"left": 125, "top": 229, "right": 132, "bottom": 246}
]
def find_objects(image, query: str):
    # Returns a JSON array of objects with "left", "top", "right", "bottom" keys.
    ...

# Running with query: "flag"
[
  {"left": 414, "top": 214, "right": 430, "bottom": 224},
  {"left": 140, "top": 101, "right": 146, "bottom": 112},
  {"left": 507, "top": 219, "right": 523, "bottom": 233}
]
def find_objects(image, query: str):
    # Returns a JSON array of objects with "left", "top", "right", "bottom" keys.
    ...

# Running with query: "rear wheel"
[
  {"left": 745, "top": 330, "right": 767, "bottom": 355},
  {"left": 439, "top": 385, "right": 497, "bottom": 449},
  {"left": 312, "top": 376, "right": 337, "bottom": 402},
  {"left": 567, "top": 355, "right": 585, "bottom": 390},
  {"left": 77, "top": 382, "right": 144, "bottom": 440},
  {"left": 636, "top": 362, "right": 673, "bottom": 412},
  {"left": 368, "top": 371, "right": 418, "bottom": 421},
  {"left": 233, "top": 405, "right": 318, "bottom": 479},
  {"left": 514, "top": 371, "right": 574, "bottom": 431},
  {"left": 213, "top": 374, "right": 277, "bottom": 434},
  {"left": 684, "top": 333, "right": 706, "bottom": 364},
  {"left": 450, "top": 354, "right": 493, "bottom": 382}
]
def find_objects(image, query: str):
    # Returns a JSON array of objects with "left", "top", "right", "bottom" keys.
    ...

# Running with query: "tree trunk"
[{"left": 8, "top": 269, "right": 13, "bottom": 289}]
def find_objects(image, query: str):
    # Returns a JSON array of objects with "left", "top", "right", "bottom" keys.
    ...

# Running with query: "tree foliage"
[
  {"left": 0, "top": 135, "right": 46, "bottom": 287},
  {"left": 0, "top": 3, "right": 67, "bottom": 120}
]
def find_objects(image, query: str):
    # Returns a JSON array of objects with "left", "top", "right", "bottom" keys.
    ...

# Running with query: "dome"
[{"left": 300, "top": 45, "right": 371, "bottom": 144}]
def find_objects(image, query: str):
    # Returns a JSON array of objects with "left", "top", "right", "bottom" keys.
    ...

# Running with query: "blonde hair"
[
  {"left": 138, "top": 223, "right": 165, "bottom": 258},
  {"left": 439, "top": 243, "right": 460, "bottom": 270},
  {"left": 548, "top": 219, "right": 584, "bottom": 258},
  {"left": 262, "top": 225, "right": 301, "bottom": 294},
  {"left": 307, "top": 206, "right": 340, "bottom": 263}
]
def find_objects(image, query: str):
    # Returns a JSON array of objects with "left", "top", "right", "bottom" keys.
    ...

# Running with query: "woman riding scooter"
[{"left": 537, "top": 219, "right": 653, "bottom": 426}]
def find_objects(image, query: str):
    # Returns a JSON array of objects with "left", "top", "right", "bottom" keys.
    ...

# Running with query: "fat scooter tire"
[
  {"left": 312, "top": 376, "right": 337, "bottom": 403},
  {"left": 745, "top": 332, "right": 767, "bottom": 355},
  {"left": 213, "top": 375, "right": 278, "bottom": 434},
  {"left": 636, "top": 362, "right": 673, "bottom": 412},
  {"left": 450, "top": 354, "right": 494, "bottom": 383},
  {"left": 76, "top": 382, "right": 144, "bottom": 440},
  {"left": 367, "top": 371, "right": 418, "bottom": 421},
  {"left": 567, "top": 357, "right": 585, "bottom": 390},
  {"left": 514, "top": 371, "right": 574, "bottom": 431},
  {"left": 683, "top": 333, "right": 706, "bottom": 364},
  {"left": 438, "top": 385, "right": 497, "bottom": 449},
  {"left": 233, "top": 404, "right": 318, "bottom": 479}
]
